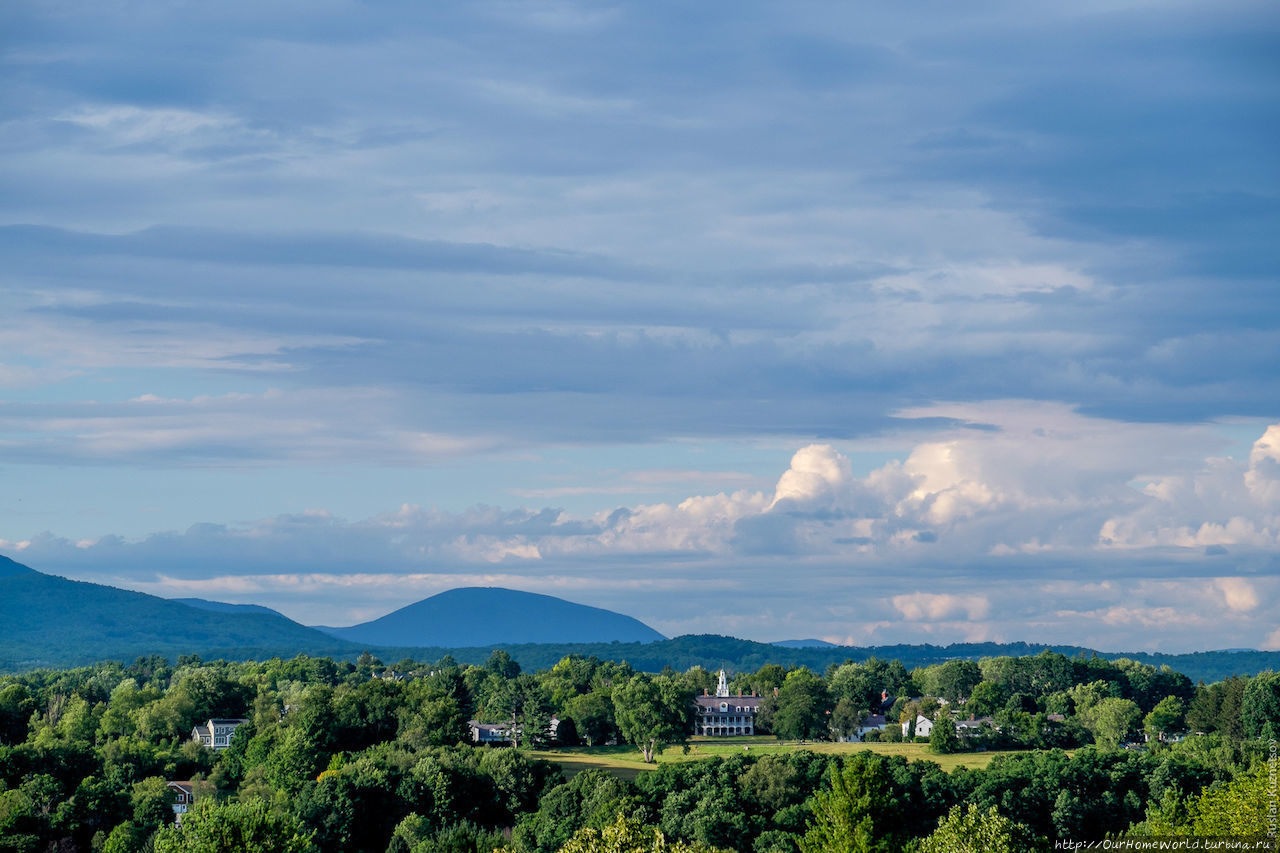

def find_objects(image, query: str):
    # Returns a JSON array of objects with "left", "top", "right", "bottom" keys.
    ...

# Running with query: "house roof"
[
  {"left": 955, "top": 716, "right": 995, "bottom": 728},
  {"left": 695, "top": 695, "right": 762, "bottom": 709},
  {"left": 468, "top": 721, "right": 508, "bottom": 732}
]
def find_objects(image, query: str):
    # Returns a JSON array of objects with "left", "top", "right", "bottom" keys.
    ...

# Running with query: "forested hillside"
[
  {"left": 0, "top": 569, "right": 361, "bottom": 670},
  {"left": 1, "top": 648, "right": 1276, "bottom": 851}
]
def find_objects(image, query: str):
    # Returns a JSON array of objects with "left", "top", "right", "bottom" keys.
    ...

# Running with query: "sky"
[{"left": 1, "top": 0, "right": 1278, "bottom": 652}]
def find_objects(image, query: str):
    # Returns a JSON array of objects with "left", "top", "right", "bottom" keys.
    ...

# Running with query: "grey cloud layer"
[
  {"left": 1, "top": 0, "right": 1276, "bottom": 650},
  {"left": 4, "top": 2, "right": 1276, "bottom": 453}
]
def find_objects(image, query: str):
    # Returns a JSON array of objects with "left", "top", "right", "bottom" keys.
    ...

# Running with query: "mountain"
[
  {"left": 774, "top": 638, "right": 838, "bottom": 648},
  {"left": 0, "top": 558, "right": 360, "bottom": 670},
  {"left": 174, "top": 598, "right": 287, "bottom": 618},
  {"left": 315, "top": 587, "right": 666, "bottom": 647},
  {"left": 0, "top": 555, "right": 34, "bottom": 577},
  {"left": 6, "top": 555, "right": 1280, "bottom": 683}
]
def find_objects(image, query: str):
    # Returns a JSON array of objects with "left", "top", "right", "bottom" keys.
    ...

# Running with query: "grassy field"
[{"left": 527, "top": 737, "right": 1028, "bottom": 780}]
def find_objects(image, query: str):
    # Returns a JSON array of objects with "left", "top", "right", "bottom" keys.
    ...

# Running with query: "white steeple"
[{"left": 716, "top": 669, "right": 729, "bottom": 698}]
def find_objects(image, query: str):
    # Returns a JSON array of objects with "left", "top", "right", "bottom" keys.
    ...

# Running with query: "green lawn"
[{"left": 528, "top": 737, "right": 1030, "bottom": 780}]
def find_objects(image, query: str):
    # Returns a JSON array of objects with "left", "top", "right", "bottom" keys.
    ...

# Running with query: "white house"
[
  {"left": 903, "top": 714, "right": 934, "bottom": 738},
  {"left": 191, "top": 718, "right": 248, "bottom": 750},
  {"left": 694, "top": 670, "right": 762, "bottom": 737}
]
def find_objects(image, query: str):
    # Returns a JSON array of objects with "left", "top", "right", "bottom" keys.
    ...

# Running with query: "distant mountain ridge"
[
  {"left": 0, "top": 555, "right": 34, "bottom": 577},
  {"left": 774, "top": 638, "right": 838, "bottom": 649},
  {"left": 314, "top": 587, "right": 666, "bottom": 647},
  {"left": 174, "top": 598, "right": 287, "bottom": 618},
  {"left": 0, "top": 559, "right": 359, "bottom": 670},
  {"left": 4, "top": 555, "right": 1280, "bottom": 683}
]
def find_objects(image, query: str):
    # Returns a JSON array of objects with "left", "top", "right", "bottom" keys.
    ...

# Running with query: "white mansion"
[{"left": 694, "top": 670, "right": 762, "bottom": 737}]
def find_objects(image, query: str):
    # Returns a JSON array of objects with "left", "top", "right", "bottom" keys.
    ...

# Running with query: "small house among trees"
[
  {"left": 190, "top": 717, "right": 248, "bottom": 750},
  {"left": 166, "top": 781, "right": 194, "bottom": 824}
]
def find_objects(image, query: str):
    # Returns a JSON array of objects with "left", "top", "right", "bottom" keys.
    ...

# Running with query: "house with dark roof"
[
  {"left": 469, "top": 717, "right": 561, "bottom": 746},
  {"left": 839, "top": 712, "right": 890, "bottom": 737},
  {"left": 694, "top": 670, "right": 763, "bottom": 737},
  {"left": 167, "top": 781, "right": 195, "bottom": 824},
  {"left": 191, "top": 718, "right": 249, "bottom": 750},
  {"left": 469, "top": 721, "right": 512, "bottom": 744},
  {"left": 954, "top": 716, "right": 996, "bottom": 735}
]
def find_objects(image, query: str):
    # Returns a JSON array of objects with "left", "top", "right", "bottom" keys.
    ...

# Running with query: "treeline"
[
  {"left": 362, "top": 636, "right": 1280, "bottom": 685},
  {"left": 0, "top": 650, "right": 1278, "bottom": 852}
]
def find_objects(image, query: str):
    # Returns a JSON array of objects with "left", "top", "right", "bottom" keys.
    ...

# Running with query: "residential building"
[
  {"left": 856, "top": 714, "right": 889, "bottom": 739},
  {"left": 469, "top": 716, "right": 560, "bottom": 745},
  {"left": 903, "top": 714, "right": 934, "bottom": 738},
  {"left": 470, "top": 721, "right": 511, "bottom": 744},
  {"left": 955, "top": 716, "right": 996, "bottom": 736},
  {"left": 167, "top": 781, "right": 195, "bottom": 824},
  {"left": 695, "top": 670, "right": 762, "bottom": 737},
  {"left": 191, "top": 718, "right": 249, "bottom": 750}
]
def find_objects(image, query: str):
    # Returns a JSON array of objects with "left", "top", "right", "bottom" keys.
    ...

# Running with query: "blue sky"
[{"left": 1, "top": 0, "right": 1278, "bottom": 651}]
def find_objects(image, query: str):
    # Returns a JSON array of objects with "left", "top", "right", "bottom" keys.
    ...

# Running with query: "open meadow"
[{"left": 528, "top": 737, "right": 1032, "bottom": 781}]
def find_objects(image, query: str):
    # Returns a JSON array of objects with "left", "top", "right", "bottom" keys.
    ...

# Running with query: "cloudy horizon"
[{"left": 2, "top": 1, "right": 1277, "bottom": 652}]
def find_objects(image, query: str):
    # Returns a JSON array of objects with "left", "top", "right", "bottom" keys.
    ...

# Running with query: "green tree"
[
  {"left": 399, "top": 693, "right": 469, "bottom": 749},
  {"left": 510, "top": 768, "right": 638, "bottom": 852},
  {"left": 563, "top": 690, "right": 616, "bottom": 746},
  {"left": 799, "top": 754, "right": 907, "bottom": 853},
  {"left": 553, "top": 812, "right": 721, "bottom": 853},
  {"left": 772, "top": 669, "right": 831, "bottom": 742},
  {"left": 1134, "top": 763, "right": 1274, "bottom": 838},
  {"left": 964, "top": 681, "right": 1007, "bottom": 718},
  {"left": 129, "top": 776, "right": 176, "bottom": 832},
  {"left": 152, "top": 799, "right": 317, "bottom": 853},
  {"left": 829, "top": 698, "right": 866, "bottom": 741},
  {"left": 485, "top": 650, "right": 521, "bottom": 680},
  {"left": 612, "top": 675, "right": 695, "bottom": 763},
  {"left": 1080, "top": 697, "right": 1142, "bottom": 749},
  {"left": 1143, "top": 695, "right": 1185, "bottom": 743},
  {"left": 918, "top": 803, "right": 1040, "bottom": 853},
  {"left": 1241, "top": 671, "right": 1280, "bottom": 739},
  {"left": 828, "top": 663, "right": 878, "bottom": 710},
  {"left": 928, "top": 709, "right": 962, "bottom": 755},
  {"left": 918, "top": 661, "right": 982, "bottom": 704},
  {"left": 0, "top": 684, "right": 35, "bottom": 745}
]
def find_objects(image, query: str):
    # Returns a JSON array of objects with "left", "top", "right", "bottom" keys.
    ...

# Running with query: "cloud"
[
  {"left": 0, "top": 1, "right": 1276, "bottom": 650},
  {"left": 0, "top": 225, "right": 641, "bottom": 279},
  {"left": 0, "top": 388, "right": 500, "bottom": 465},
  {"left": 1246, "top": 425, "right": 1280, "bottom": 504},
  {"left": 1214, "top": 577, "right": 1259, "bottom": 612},
  {"left": 9, "top": 418, "right": 1278, "bottom": 649},
  {"left": 770, "top": 444, "right": 854, "bottom": 508},
  {"left": 892, "top": 592, "right": 990, "bottom": 622}
]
